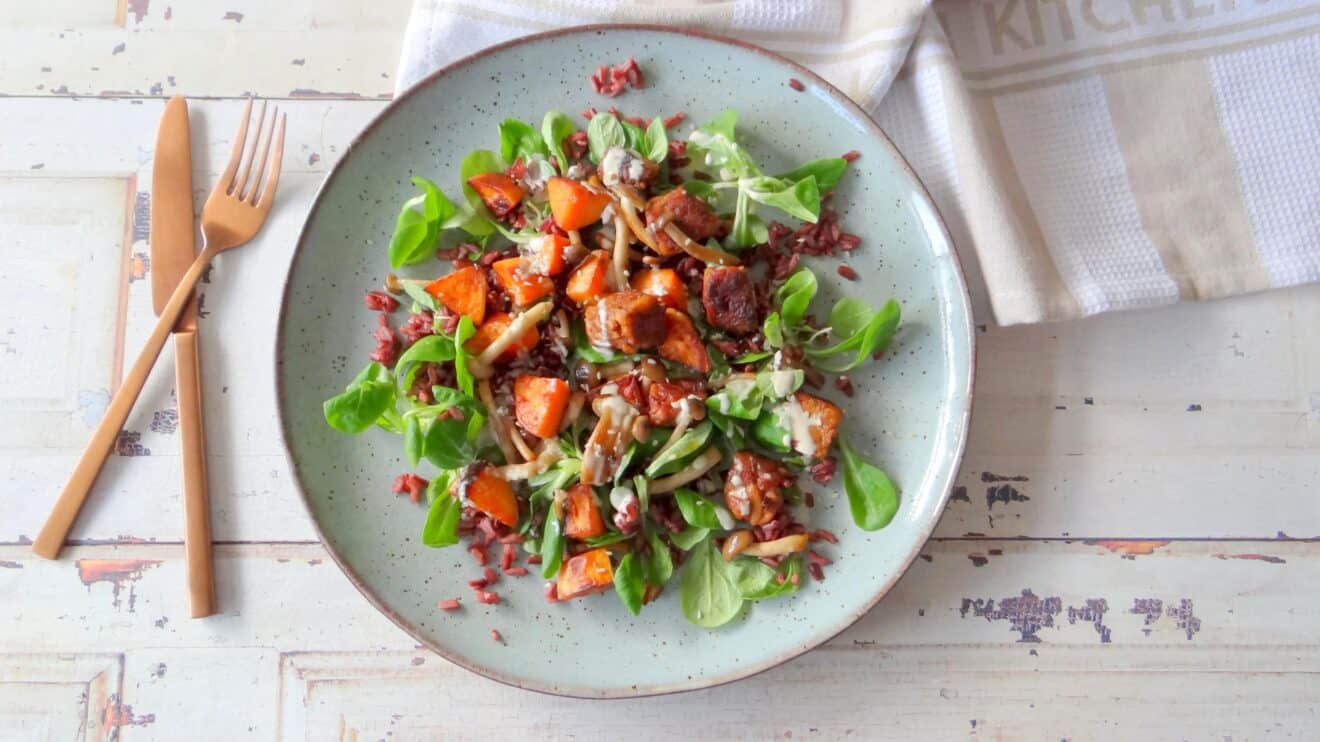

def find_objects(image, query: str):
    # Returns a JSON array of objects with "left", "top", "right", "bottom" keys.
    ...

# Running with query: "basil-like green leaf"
[
  {"left": 394, "top": 334, "right": 456, "bottom": 381},
  {"left": 423, "top": 414, "right": 474, "bottom": 469},
  {"left": 452, "top": 315, "right": 477, "bottom": 397},
  {"left": 742, "top": 175, "right": 821, "bottom": 223},
  {"left": 388, "top": 177, "right": 456, "bottom": 268},
  {"left": 644, "top": 117, "right": 668, "bottom": 163},
  {"left": 683, "top": 179, "right": 716, "bottom": 203},
  {"left": 762, "top": 311, "right": 784, "bottom": 349},
  {"left": 540, "top": 511, "right": 565, "bottom": 578},
  {"left": 679, "top": 536, "right": 744, "bottom": 628},
  {"left": 673, "top": 488, "right": 723, "bottom": 530},
  {"left": 585, "top": 531, "right": 633, "bottom": 548},
  {"left": 498, "top": 118, "right": 547, "bottom": 164},
  {"left": 644, "top": 531, "right": 674, "bottom": 586},
  {"left": 775, "top": 268, "right": 818, "bottom": 327},
  {"left": 829, "top": 297, "right": 875, "bottom": 339},
  {"left": 731, "top": 350, "right": 774, "bottom": 364},
  {"left": 541, "top": 111, "right": 577, "bottom": 173},
  {"left": 776, "top": 157, "right": 848, "bottom": 192},
  {"left": 737, "top": 554, "right": 802, "bottom": 600},
  {"left": 458, "top": 150, "right": 502, "bottom": 237},
  {"left": 750, "top": 409, "right": 791, "bottom": 453},
  {"left": 587, "top": 113, "right": 626, "bottom": 164},
  {"left": 403, "top": 415, "right": 424, "bottom": 467},
  {"left": 705, "top": 408, "right": 748, "bottom": 450},
  {"left": 613, "top": 552, "right": 645, "bottom": 615},
  {"left": 669, "top": 525, "right": 710, "bottom": 551},
  {"left": 421, "top": 485, "right": 462, "bottom": 547},
  {"left": 838, "top": 437, "right": 900, "bottom": 531},
  {"left": 688, "top": 110, "right": 759, "bottom": 181},
  {"left": 644, "top": 421, "right": 713, "bottom": 477},
  {"left": 400, "top": 280, "right": 438, "bottom": 312},
  {"left": 806, "top": 298, "right": 901, "bottom": 372},
  {"left": 730, "top": 189, "right": 757, "bottom": 248},
  {"left": 323, "top": 362, "right": 396, "bottom": 434},
  {"left": 620, "top": 119, "right": 647, "bottom": 152},
  {"left": 706, "top": 376, "right": 763, "bottom": 421},
  {"left": 633, "top": 475, "right": 650, "bottom": 526}
]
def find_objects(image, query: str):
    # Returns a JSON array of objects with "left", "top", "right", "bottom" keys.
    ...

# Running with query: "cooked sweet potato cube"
[
  {"left": 547, "top": 176, "right": 612, "bottom": 230},
  {"left": 565, "top": 250, "right": 612, "bottom": 306},
  {"left": 492, "top": 257, "right": 554, "bottom": 307},
  {"left": 583, "top": 291, "right": 666, "bottom": 353},
  {"left": 520, "top": 233, "right": 568, "bottom": 276},
  {"left": 465, "top": 311, "right": 538, "bottom": 363},
  {"left": 556, "top": 548, "right": 614, "bottom": 599},
  {"left": 646, "top": 379, "right": 706, "bottom": 427},
  {"left": 644, "top": 185, "right": 729, "bottom": 256},
  {"left": 513, "top": 376, "right": 571, "bottom": 439},
  {"left": 792, "top": 392, "right": 843, "bottom": 459},
  {"left": 452, "top": 463, "right": 519, "bottom": 528},
  {"left": 562, "top": 483, "right": 605, "bottom": 540},
  {"left": 724, "top": 451, "right": 792, "bottom": 526},
  {"left": 467, "top": 172, "right": 525, "bottom": 217},
  {"left": 657, "top": 309, "right": 712, "bottom": 373},
  {"left": 630, "top": 268, "right": 688, "bottom": 312},
  {"left": 701, "top": 265, "right": 757, "bottom": 335},
  {"left": 425, "top": 265, "right": 487, "bottom": 325}
]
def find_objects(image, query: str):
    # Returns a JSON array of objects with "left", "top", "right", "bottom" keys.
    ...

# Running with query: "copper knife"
[{"left": 151, "top": 97, "right": 216, "bottom": 617}]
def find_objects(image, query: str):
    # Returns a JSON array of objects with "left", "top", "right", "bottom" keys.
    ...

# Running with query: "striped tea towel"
[{"left": 396, "top": 0, "right": 1320, "bottom": 325}]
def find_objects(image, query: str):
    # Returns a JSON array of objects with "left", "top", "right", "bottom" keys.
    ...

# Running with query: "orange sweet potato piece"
[
  {"left": 562, "top": 483, "right": 605, "bottom": 540},
  {"left": 644, "top": 185, "right": 730, "bottom": 256},
  {"left": 425, "top": 265, "right": 487, "bottom": 325},
  {"left": 630, "top": 268, "right": 689, "bottom": 312},
  {"left": 724, "top": 451, "right": 790, "bottom": 526},
  {"left": 556, "top": 547, "right": 614, "bottom": 599},
  {"left": 513, "top": 375, "right": 571, "bottom": 439},
  {"left": 465, "top": 311, "right": 538, "bottom": 363},
  {"left": 658, "top": 309, "right": 712, "bottom": 373},
  {"left": 701, "top": 265, "right": 757, "bottom": 335},
  {"left": 453, "top": 464, "right": 519, "bottom": 528},
  {"left": 492, "top": 257, "right": 554, "bottom": 307},
  {"left": 583, "top": 291, "right": 666, "bottom": 353},
  {"left": 547, "top": 176, "right": 612, "bottom": 230},
  {"left": 467, "top": 172, "right": 525, "bottom": 218},
  {"left": 793, "top": 392, "right": 843, "bottom": 458},
  {"left": 521, "top": 233, "right": 569, "bottom": 277},
  {"left": 565, "top": 250, "right": 612, "bottom": 306}
]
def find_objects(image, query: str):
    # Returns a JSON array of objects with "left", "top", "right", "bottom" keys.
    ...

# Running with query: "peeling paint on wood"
[
  {"left": 960, "top": 589, "right": 1062, "bottom": 643},
  {"left": 76, "top": 558, "right": 163, "bottom": 611},
  {"left": 1214, "top": 553, "right": 1286, "bottom": 564},
  {"left": 102, "top": 694, "right": 155, "bottom": 734},
  {"left": 1088, "top": 540, "right": 1171, "bottom": 558}
]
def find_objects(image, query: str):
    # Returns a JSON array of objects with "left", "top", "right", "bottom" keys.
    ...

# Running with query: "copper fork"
[{"left": 32, "top": 99, "right": 287, "bottom": 560}]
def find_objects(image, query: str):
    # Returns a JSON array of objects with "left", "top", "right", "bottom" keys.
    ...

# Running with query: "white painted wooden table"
[{"left": 3, "top": 3, "right": 1317, "bottom": 740}]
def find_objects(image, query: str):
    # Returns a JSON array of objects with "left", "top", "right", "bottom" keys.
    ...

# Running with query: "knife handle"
[
  {"left": 175, "top": 330, "right": 216, "bottom": 618},
  {"left": 32, "top": 247, "right": 216, "bottom": 560}
]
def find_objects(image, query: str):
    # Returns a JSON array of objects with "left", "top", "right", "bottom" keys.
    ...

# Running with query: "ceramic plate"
[{"left": 277, "top": 25, "right": 973, "bottom": 697}]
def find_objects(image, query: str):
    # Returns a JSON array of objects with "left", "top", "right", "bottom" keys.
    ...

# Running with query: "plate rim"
[{"left": 274, "top": 22, "right": 976, "bottom": 699}]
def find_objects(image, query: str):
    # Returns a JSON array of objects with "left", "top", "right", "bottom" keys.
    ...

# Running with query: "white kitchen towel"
[{"left": 396, "top": 0, "right": 1320, "bottom": 325}]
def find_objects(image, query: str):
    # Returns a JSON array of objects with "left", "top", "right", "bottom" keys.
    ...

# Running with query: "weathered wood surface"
[{"left": 1, "top": 4, "right": 1317, "bottom": 740}]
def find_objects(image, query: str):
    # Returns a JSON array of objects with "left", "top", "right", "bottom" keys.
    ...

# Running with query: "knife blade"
[
  {"left": 151, "top": 97, "right": 216, "bottom": 617},
  {"left": 151, "top": 96, "right": 198, "bottom": 330}
]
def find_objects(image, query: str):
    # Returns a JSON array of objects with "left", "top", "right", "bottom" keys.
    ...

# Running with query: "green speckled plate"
[{"left": 276, "top": 25, "right": 973, "bottom": 698}]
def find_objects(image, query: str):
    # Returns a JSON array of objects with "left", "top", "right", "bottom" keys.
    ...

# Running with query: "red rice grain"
[
  {"left": 368, "top": 314, "right": 400, "bottom": 366},
  {"left": 468, "top": 544, "right": 489, "bottom": 566},
  {"left": 808, "top": 563, "right": 826, "bottom": 582},
  {"left": 527, "top": 554, "right": 543, "bottom": 565},
  {"left": 662, "top": 111, "right": 687, "bottom": 129},
  {"left": 788, "top": 77, "right": 805, "bottom": 91},
  {"left": 807, "top": 549, "right": 833, "bottom": 567},
  {"left": 811, "top": 528, "right": 840, "bottom": 544},
  {"left": 841, "top": 150, "right": 861, "bottom": 162},
  {"left": 590, "top": 57, "right": 645, "bottom": 97},
  {"left": 390, "top": 473, "right": 428, "bottom": 504},
  {"left": 837, "top": 264, "right": 859, "bottom": 281},
  {"left": 364, "top": 290, "right": 399, "bottom": 312},
  {"left": 483, "top": 566, "right": 498, "bottom": 585},
  {"left": 835, "top": 375, "right": 855, "bottom": 397},
  {"left": 808, "top": 457, "right": 838, "bottom": 484},
  {"left": 468, "top": 577, "right": 488, "bottom": 590},
  {"left": 438, "top": 598, "right": 461, "bottom": 611},
  {"left": 505, "top": 566, "right": 529, "bottom": 577},
  {"left": 490, "top": 629, "right": 503, "bottom": 643},
  {"left": 544, "top": 581, "right": 559, "bottom": 602},
  {"left": 581, "top": 106, "right": 598, "bottom": 120},
  {"left": 476, "top": 590, "right": 501, "bottom": 605},
  {"left": 804, "top": 491, "right": 816, "bottom": 508},
  {"left": 500, "top": 544, "right": 516, "bottom": 571}
]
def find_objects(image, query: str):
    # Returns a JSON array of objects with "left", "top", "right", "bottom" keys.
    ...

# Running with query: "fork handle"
[
  {"left": 31, "top": 246, "right": 218, "bottom": 560},
  {"left": 176, "top": 330, "right": 217, "bottom": 617}
]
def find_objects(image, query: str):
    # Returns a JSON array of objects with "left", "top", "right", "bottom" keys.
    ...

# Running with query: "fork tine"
[
  {"left": 254, "top": 112, "right": 287, "bottom": 209},
  {"left": 217, "top": 97, "right": 254, "bottom": 194},
  {"left": 244, "top": 106, "right": 279, "bottom": 203},
  {"left": 232, "top": 100, "right": 268, "bottom": 197}
]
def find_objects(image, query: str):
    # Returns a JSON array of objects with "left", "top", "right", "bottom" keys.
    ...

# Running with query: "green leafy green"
[
  {"left": 571, "top": 319, "right": 626, "bottom": 363},
  {"left": 388, "top": 177, "right": 457, "bottom": 268},
  {"left": 688, "top": 109, "right": 759, "bottom": 180},
  {"left": 400, "top": 280, "right": 439, "bottom": 312},
  {"left": 679, "top": 537, "right": 744, "bottom": 628},
  {"left": 613, "top": 552, "right": 645, "bottom": 615},
  {"left": 394, "top": 334, "right": 456, "bottom": 381},
  {"left": 673, "top": 488, "right": 724, "bottom": 530},
  {"left": 706, "top": 408, "right": 748, "bottom": 450},
  {"left": 452, "top": 315, "right": 477, "bottom": 397},
  {"left": 323, "top": 362, "right": 395, "bottom": 434},
  {"left": 669, "top": 525, "right": 710, "bottom": 551},
  {"left": 643, "top": 531, "right": 674, "bottom": 586},
  {"left": 705, "top": 376, "right": 763, "bottom": 420},
  {"left": 540, "top": 508, "right": 565, "bottom": 578},
  {"left": 776, "top": 157, "right": 848, "bottom": 192},
  {"left": 498, "top": 118, "right": 547, "bottom": 164},
  {"left": 741, "top": 175, "right": 821, "bottom": 223},
  {"left": 423, "top": 414, "right": 474, "bottom": 469},
  {"left": 736, "top": 554, "right": 802, "bottom": 600},
  {"left": 421, "top": 481, "right": 462, "bottom": 547},
  {"left": 805, "top": 298, "right": 901, "bottom": 372},
  {"left": 762, "top": 311, "right": 784, "bottom": 348},
  {"left": 838, "top": 437, "right": 900, "bottom": 531},
  {"left": 683, "top": 180, "right": 716, "bottom": 203},
  {"left": 587, "top": 113, "right": 626, "bottom": 163},
  {"left": 644, "top": 117, "right": 668, "bottom": 163},
  {"left": 776, "top": 268, "right": 818, "bottom": 327},
  {"left": 541, "top": 110, "right": 577, "bottom": 173},
  {"left": 620, "top": 119, "right": 647, "bottom": 152},
  {"left": 750, "top": 410, "right": 791, "bottom": 452},
  {"left": 644, "top": 421, "right": 713, "bottom": 477},
  {"left": 584, "top": 531, "right": 633, "bottom": 548},
  {"left": 403, "top": 415, "right": 424, "bottom": 467}
]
